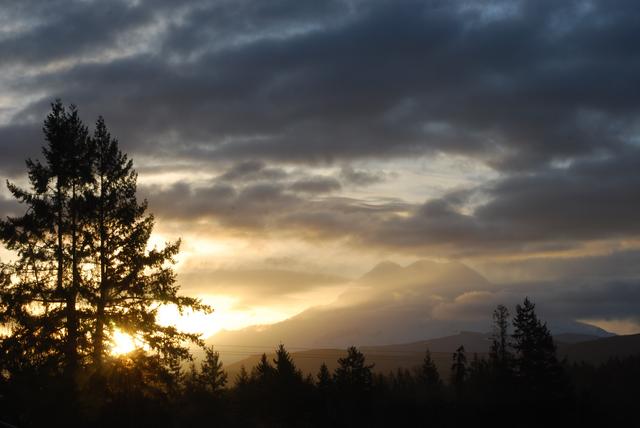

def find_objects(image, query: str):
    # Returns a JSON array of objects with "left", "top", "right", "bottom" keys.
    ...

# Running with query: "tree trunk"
[
  {"left": 65, "top": 183, "right": 79, "bottom": 378},
  {"left": 93, "top": 170, "right": 107, "bottom": 368}
]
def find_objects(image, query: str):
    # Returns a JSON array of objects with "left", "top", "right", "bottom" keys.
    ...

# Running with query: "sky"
[{"left": 1, "top": 0, "right": 639, "bottom": 339}]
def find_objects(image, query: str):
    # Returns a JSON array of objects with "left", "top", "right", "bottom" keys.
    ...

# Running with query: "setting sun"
[{"left": 110, "top": 330, "right": 140, "bottom": 355}]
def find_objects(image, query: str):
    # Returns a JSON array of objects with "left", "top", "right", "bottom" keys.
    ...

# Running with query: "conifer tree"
[
  {"left": 512, "top": 297, "right": 563, "bottom": 396},
  {"left": 420, "top": 349, "right": 442, "bottom": 393},
  {"left": 490, "top": 304, "right": 512, "bottom": 367},
  {"left": 235, "top": 365, "right": 249, "bottom": 388},
  {"left": 334, "top": 346, "right": 374, "bottom": 391},
  {"left": 451, "top": 345, "right": 467, "bottom": 397},
  {"left": 0, "top": 101, "right": 93, "bottom": 379},
  {"left": 252, "top": 353, "right": 274, "bottom": 384},
  {"left": 0, "top": 101, "right": 210, "bottom": 384},
  {"left": 317, "top": 363, "right": 332, "bottom": 390},
  {"left": 198, "top": 346, "right": 227, "bottom": 395},
  {"left": 273, "top": 343, "right": 301, "bottom": 381}
]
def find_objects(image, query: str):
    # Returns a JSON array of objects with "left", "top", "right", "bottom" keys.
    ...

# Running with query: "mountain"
[
  {"left": 558, "top": 333, "right": 640, "bottom": 364},
  {"left": 209, "top": 260, "right": 498, "bottom": 362}
]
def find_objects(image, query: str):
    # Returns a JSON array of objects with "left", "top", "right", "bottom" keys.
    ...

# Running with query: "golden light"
[{"left": 110, "top": 329, "right": 140, "bottom": 355}]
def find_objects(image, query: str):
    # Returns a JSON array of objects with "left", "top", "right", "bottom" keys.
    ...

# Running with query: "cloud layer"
[{"left": 1, "top": 0, "right": 639, "bottom": 331}]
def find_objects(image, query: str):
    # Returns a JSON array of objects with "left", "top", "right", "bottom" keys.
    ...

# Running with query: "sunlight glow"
[{"left": 110, "top": 329, "right": 144, "bottom": 355}]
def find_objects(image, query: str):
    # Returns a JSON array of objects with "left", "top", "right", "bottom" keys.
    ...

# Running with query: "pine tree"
[
  {"left": 199, "top": 346, "right": 227, "bottom": 395},
  {"left": 252, "top": 353, "right": 274, "bottom": 384},
  {"left": 235, "top": 365, "right": 249, "bottom": 388},
  {"left": 317, "top": 363, "right": 332, "bottom": 391},
  {"left": 0, "top": 101, "right": 93, "bottom": 379},
  {"left": 451, "top": 345, "right": 467, "bottom": 397},
  {"left": 0, "top": 101, "right": 210, "bottom": 385},
  {"left": 273, "top": 343, "right": 301, "bottom": 381},
  {"left": 420, "top": 348, "right": 442, "bottom": 394},
  {"left": 512, "top": 297, "right": 564, "bottom": 397},
  {"left": 333, "top": 346, "right": 374, "bottom": 391},
  {"left": 490, "top": 304, "right": 512, "bottom": 367}
]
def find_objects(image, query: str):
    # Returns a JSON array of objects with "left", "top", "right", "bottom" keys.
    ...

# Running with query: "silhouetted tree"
[
  {"left": 273, "top": 343, "right": 301, "bottom": 381},
  {"left": 252, "top": 353, "right": 274, "bottom": 385},
  {"left": 490, "top": 304, "right": 512, "bottom": 368},
  {"left": 512, "top": 297, "right": 565, "bottom": 399},
  {"left": 334, "top": 346, "right": 374, "bottom": 391},
  {"left": 489, "top": 304, "right": 514, "bottom": 399},
  {"left": 0, "top": 101, "right": 93, "bottom": 382},
  {"left": 235, "top": 365, "right": 249, "bottom": 388},
  {"left": 451, "top": 345, "right": 467, "bottom": 397},
  {"left": 419, "top": 348, "right": 443, "bottom": 395},
  {"left": 198, "top": 346, "right": 228, "bottom": 395},
  {"left": 317, "top": 363, "right": 332, "bottom": 390},
  {"left": 0, "top": 101, "right": 210, "bottom": 425},
  {"left": 332, "top": 346, "right": 375, "bottom": 424}
]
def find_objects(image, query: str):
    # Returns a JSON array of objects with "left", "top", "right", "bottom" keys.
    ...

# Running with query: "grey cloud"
[
  {"left": 2, "top": 0, "right": 639, "bottom": 172},
  {"left": 218, "top": 160, "right": 288, "bottom": 182},
  {"left": 289, "top": 176, "right": 341, "bottom": 194},
  {"left": 370, "top": 149, "right": 640, "bottom": 255},
  {"left": 0, "top": 0, "right": 158, "bottom": 67},
  {"left": 339, "top": 166, "right": 387, "bottom": 186},
  {"left": 429, "top": 278, "right": 640, "bottom": 330}
]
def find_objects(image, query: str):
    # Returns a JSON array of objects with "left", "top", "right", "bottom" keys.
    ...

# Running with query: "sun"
[{"left": 110, "top": 329, "right": 138, "bottom": 355}]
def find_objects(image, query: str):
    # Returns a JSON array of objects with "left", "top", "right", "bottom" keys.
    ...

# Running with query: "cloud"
[
  {"left": 370, "top": 148, "right": 640, "bottom": 255},
  {"left": 289, "top": 176, "right": 341, "bottom": 194},
  {"left": 178, "top": 268, "right": 348, "bottom": 305},
  {"left": 1, "top": 0, "right": 639, "bottom": 174}
]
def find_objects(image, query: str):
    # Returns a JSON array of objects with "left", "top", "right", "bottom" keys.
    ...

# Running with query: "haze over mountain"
[{"left": 208, "top": 260, "right": 612, "bottom": 363}]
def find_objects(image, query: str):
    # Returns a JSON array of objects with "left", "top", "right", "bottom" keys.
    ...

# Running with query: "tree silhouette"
[
  {"left": 490, "top": 304, "right": 512, "bottom": 367},
  {"left": 512, "top": 297, "right": 565, "bottom": 399},
  {"left": 419, "top": 348, "right": 443, "bottom": 396},
  {"left": 0, "top": 101, "right": 209, "bottom": 391},
  {"left": 273, "top": 343, "right": 301, "bottom": 382},
  {"left": 198, "top": 346, "right": 228, "bottom": 395},
  {"left": 316, "top": 363, "right": 332, "bottom": 391},
  {"left": 252, "top": 353, "right": 274, "bottom": 384},
  {"left": 334, "top": 346, "right": 374, "bottom": 391},
  {"left": 451, "top": 345, "right": 467, "bottom": 397}
]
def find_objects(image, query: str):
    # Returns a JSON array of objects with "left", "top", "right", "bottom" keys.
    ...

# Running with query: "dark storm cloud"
[
  {"left": 2, "top": 0, "right": 640, "bottom": 261},
  {"left": 2, "top": 0, "right": 639, "bottom": 173},
  {"left": 0, "top": 0, "right": 156, "bottom": 67}
]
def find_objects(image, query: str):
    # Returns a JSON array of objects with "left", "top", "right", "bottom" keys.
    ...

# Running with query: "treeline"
[{"left": 1, "top": 298, "right": 638, "bottom": 427}]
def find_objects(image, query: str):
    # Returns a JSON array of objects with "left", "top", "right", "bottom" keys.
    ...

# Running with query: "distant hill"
[
  {"left": 558, "top": 333, "right": 640, "bottom": 364},
  {"left": 222, "top": 332, "right": 640, "bottom": 384}
]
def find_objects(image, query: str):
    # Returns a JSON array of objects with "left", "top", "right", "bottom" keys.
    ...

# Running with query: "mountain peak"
[{"left": 359, "top": 260, "right": 403, "bottom": 280}]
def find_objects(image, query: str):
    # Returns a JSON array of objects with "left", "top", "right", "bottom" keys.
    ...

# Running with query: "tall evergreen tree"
[
  {"left": 490, "top": 304, "right": 512, "bottom": 367},
  {"left": 198, "top": 346, "right": 228, "bottom": 395},
  {"left": 0, "top": 101, "right": 209, "bottom": 384},
  {"left": 420, "top": 348, "right": 443, "bottom": 394},
  {"left": 84, "top": 115, "right": 209, "bottom": 370},
  {"left": 252, "top": 353, "right": 274, "bottom": 384},
  {"left": 334, "top": 346, "right": 374, "bottom": 391},
  {"left": 451, "top": 345, "right": 467, "bottom": 397},
  {"left": 512, "top": 297, "right": 564, "bottom": 397},
  {"left": 316, "top": 363, "right": 332, "bottom": 391},
  {"left": 0, "top": 101, "right": 94, "bottom": 379},
  {"left": 273, "top": 343, "right": 301, "bottom": 381}
]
